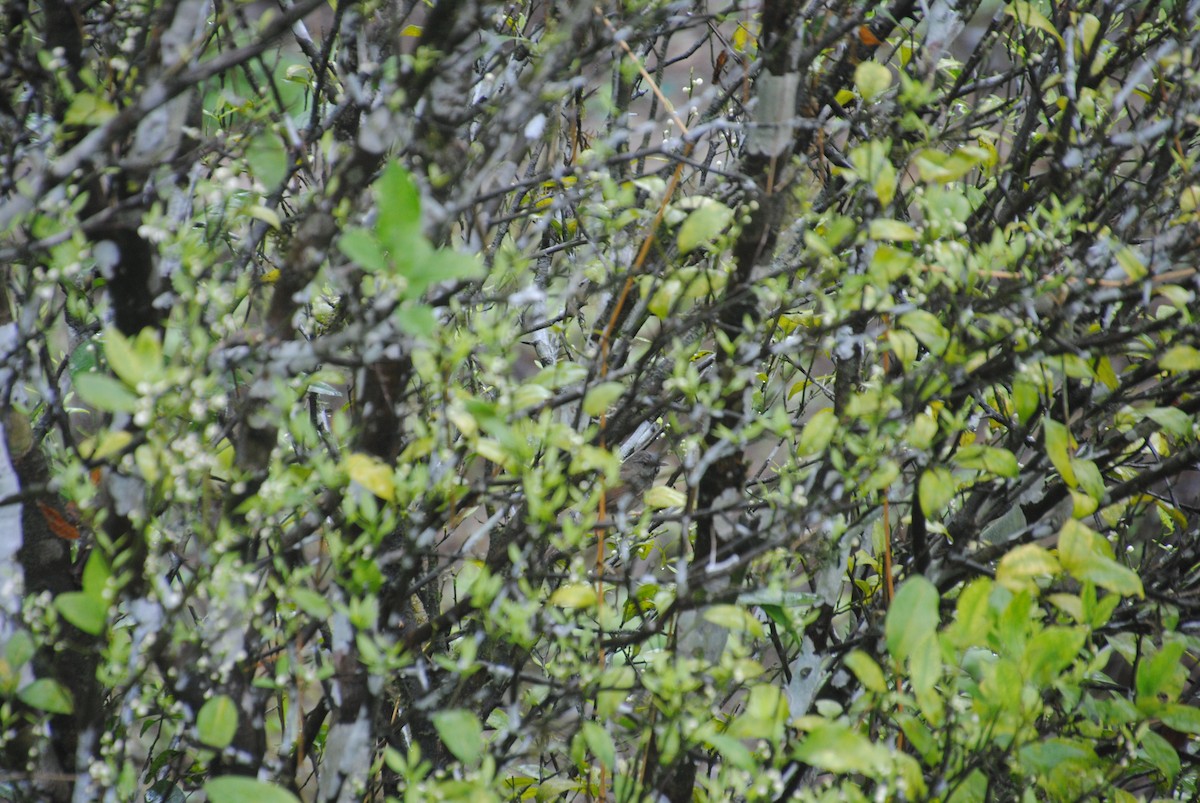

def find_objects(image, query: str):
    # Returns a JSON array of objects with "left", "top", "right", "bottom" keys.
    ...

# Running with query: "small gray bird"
[{"left": 609, "top": 451, "right": 662, "bottom": 508}]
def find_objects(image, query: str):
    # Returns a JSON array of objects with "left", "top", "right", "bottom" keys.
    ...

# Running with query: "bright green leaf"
[
  {"left": 918, "top": 467, "right": 956, "bottom": 517},
  {"left": 18, "top": 678, "right": 74, "bottom": 714},
  {"left": 581, "top": 721, "right": 616, "bottom": 768},
  {"left": 54, "top": 591, "right": 107, "bottom": 636},
  {"left": 197, "top": 695, "right": 239, "bottom": 749},
  {"left": 203, "top": 778, "right": 301, "bottom": 803},
  {"left": 1160, "top": 345, "right": 1200, "bottom": 372},
  {"left": 376, "top": 161, "right": 423, "bottom": 257},
  {"left": 854, "top": 61, "right": 892, "bottom": 101},
  {"left": 1005, "top": 1, "right": 1065, "bottom": 47},
  {"left": 793, "top": 721, "right": 891, "bottom": 775},
  {"left": 886, "top": 576, "right": 939, "bottom": 662},
  {"left": 798, "top": 408, "right": 837, "bottom": 455},
  {"left": 75, "top": 372, "right": 139, "bottom": 413},
  {"left": 954, "top": 445, "right": 1019, "bottom": 478},
  {"left": 582, "top": 382, "right": 625, "bottom": 416},
  {"left": 677, "top": 199, "right": 734, "bottom": 254},
  {"left": 1043, "top": 419, "right": 1076, "bottom": 487},
  {"left": 844, "top": 650, "right": 888, "bottom": 693},
  {"left": 868, "top": 218, "right": 918, "bottom": 241},
  {"left": 338, "top": 228, "right": 389, "bottom": 274},
  {"left": 996, "top": 544, "right": 1061, "bottom": 593},
  {"left": 432, "top": 709, "right": 485, "bottom": 765},
  {"left": 1058, "top": 519, "right": 1143, "bottom": 598}
]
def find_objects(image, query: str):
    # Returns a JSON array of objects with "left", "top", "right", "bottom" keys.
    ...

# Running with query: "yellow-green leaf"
[
  {"left": 550, "top": 582, "right": 598, "bottom": 609},
  {"left": 868, "top": 218, "right": 918, "bottom": 241},
  {"left": 1161, "top": 345, "right": 1200, "bottom": 372},
  {"left": 996, "top": 544, "right": 1061, "bottom": 593},
  {"left": 197, "top": 694, "right": 239, "bottom": 749},
  {"left": 432, "top": 709, "right": 485, "bottom": 765},
  {"left": 582, "top": 382, "right": 625, "bottom": 416},
  {"left": 844, "top": 650, "right": 888, "bottom": 693},
  {"left": 644, "top": 485, "right": 686, "bottom": 509},
  {"left": 919, "top": 467, "right": 956, "bottom": 517},
  {"left": 677, "top": 199, "right": 734, "bottom": 254},
  {"left": 1043, "top": 418, "right": 1076, "bottom": 487},
  {"left": 1005, "top": 1, "right": 1065, "bottom": 47},
  {"left": 344, "top": 452, "right": 395, "bottom": 502},
  {"left": 854, "top": 61, "right": 892, "bottom": 101}
]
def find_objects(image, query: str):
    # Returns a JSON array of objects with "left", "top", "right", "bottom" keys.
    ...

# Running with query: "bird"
[{"left": 607, "top": 450, "right": 663, "bottom": 511}]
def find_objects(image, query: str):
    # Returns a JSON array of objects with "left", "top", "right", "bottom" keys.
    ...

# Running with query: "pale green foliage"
[{"left": 3, "top": 1, "right": 1200, "bottom": 802}]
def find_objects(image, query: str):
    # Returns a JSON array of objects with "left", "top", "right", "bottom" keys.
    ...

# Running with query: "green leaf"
[
  {"left": 81, "top": 549, "right": 111, "bottom": 599},
  {"left": 918, "top": 467, "right": 956, "bottom": 517},
  {"left": 854, "top": 61, "right": 892, "bottom": 101},
  {"left": 946, "top": 578, "right": 992, "bottom": 647},
  {"left": 1159, "top": 703, "right": 1200, "bottom": 735},
  {"left": 677, "top": 199, "right": 734, "bottom": 254},
  {"left": 596, "top": 665, "right": 634, "bottom": 719},
  {"left": 1018, "top": 738, "right": 1098, "bottom": 778},
  {"left": 849, "top": 140, "right": 897, "bottom": 206},
  {"left": 376, "top": 161, "right": 423, "bottom": 257},
  {"left": 582, "top": 382, "right": 625, "bottom": 416},
  {"left": 868, "top": 218, "right": 918, "bottom": 241},
  {"left": 798, "top": 408, "right": 837, "bottom": 455},
  {"left": 953, "top": 445, "right": 1019, "bottom": 478},
  {"left": 1143, "top": 406, "right": 1193, "bottom": 437},
  {"left": 432, "top": 709, "right": 485, "bottom": 765},
  {"left": 290, "top": 587, "right": 332, "bottom": 619},
  {"left": 898, "top": 310, "right": 949, "bottom": 355},
  {"left": 338, "top": 228, "right": 389, "bottom": 273},
  {"left": 1013, "top": 378, "right": 1040, "bottom": 424},
  {"left": 5, "top": 630, "right": 36, "bottom": 670},
  {"left": 75, "top": 372, "right": 139, "bottom": 413},
  {"left": 1058, "top": 519, "right": 1143, "bottom": 598},
  {"left": 704, "top": 604, "right": 764, "bottom": 637},
  {"left": 886, "top": 329, "right": 919, "bottom": 370},
  {"left": 1160, "top": 345, "right": 1200, "bottom": 372},
  {"left": 995, "top": 544, "right": 1060, "bottom": 593},
  {"left": 703, "top": 732, "right": 756, "bottom": 771},
  {"left": 1140, "top": 728, "right": 1180, "bottom": 782},
  {"left": 102, "top": 327, "right": 146, "bottom": 387},
  {"left": 1005, "top": 1, "right": 1065, "bottom": 47},
  {"left": 727, "top": 684, "right": 788, "bottom": 741},
  {"left": 344, "top": 452, "right": 395, "bottom": 502},
  {"left": 64, "top": 92, "right": 117, "bottom": 126},
  {"left": 581, "top": 721, "right": 616, "bottom": 768},
  {"left": 1022, "top": 626, "right": 1086, "bottom": 685},
  {"left": 203, "top": 778, "right": 302, "bottom": 803},
  {"left": 1043, "top": 419, "right": 1076, "bottom": 487},
  {"left": 54, "top": 591, "right": 107, "bottom": 635},
  {"left": 643, "top": 485, "right": 686, "bottom": 509},
  {"left": 844, "top": 650, "right": 888, "bottom": 693},
  {"left": 197, "top": 695, "right": 239, "bottom": 749},
  {"left": 246, "top": 134, "right": 289, "bottom": 188},
  {"left": 1136, "top": 642, "right": 1186, "bottom": 707},
  {"left": 1070, "top": 457, "right": 1105, "bottom": 501},
  {"left": 18, "top": 678, "right": 74, "bottom": 714},
  {"left": 793, "top": 721, "right": 891, "bottom": 775},
  {"left": 549, "top": 582, "right": 598, "bottom": 609},
  {"left": 885, "top": 576, "right": 939, "bottom": 662}
]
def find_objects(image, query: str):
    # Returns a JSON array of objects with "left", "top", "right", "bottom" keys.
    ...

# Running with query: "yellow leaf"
[
  {"left": 1005, "top": 2, "right": 1065, "bottom": 48},
  {"left": 550, "top": 583, "right": 598, "bottom": 609},
  {"left": 344, "top": 452, "right": 395, "bottom": 502},
  {"left": 996, "top": 544, "right": 1061, "bottom": 593},
  {"left": 644, "top": 486, "right": 686, "bottom": 509}
]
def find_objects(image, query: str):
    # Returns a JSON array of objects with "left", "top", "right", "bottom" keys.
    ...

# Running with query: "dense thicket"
[{"left": 4, "top": 1, "right": 1200, "bottom": 801}]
